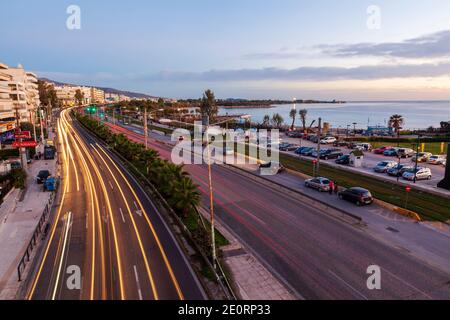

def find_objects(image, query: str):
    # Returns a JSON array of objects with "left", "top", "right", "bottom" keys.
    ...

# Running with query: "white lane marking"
[
  {"left": 133, "top": 201, "right": 139, "bottom": 210},
  {"left": 133, "top": 265, "right": 143, "bottom": 300},
  {"left": 119, "top": 208, "right": 126, "bottom": 223},
  {"left": 383, "top": 268, "right": 433, "bottom": 299},
  {"left": 109, "top": 180, "right": 114, "bottom": 190},
  {"left": 52, "top": 211, "right": 73, "bottom": 300},
  {"left": 328, "top": 269, "right": 368, "bottom": 300}
]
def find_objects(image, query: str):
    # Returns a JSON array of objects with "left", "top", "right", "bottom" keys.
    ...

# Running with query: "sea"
[{"left": 218, "top": 101, "right": 450, "bottom": 130}]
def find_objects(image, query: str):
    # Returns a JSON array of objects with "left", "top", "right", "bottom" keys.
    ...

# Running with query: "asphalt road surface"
[
  {"left": 106, "top": 120, "right": 450, "bottom": 300},
  {"left": 28, "top": 110, "right": 205, "bottom": 300}
]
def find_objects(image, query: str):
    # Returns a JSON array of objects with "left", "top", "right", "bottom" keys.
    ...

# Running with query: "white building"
[{"left": 0, "top": 63, "right": 39, "bottom": 123}]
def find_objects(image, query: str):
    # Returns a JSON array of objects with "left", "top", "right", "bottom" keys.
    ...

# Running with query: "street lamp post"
[
  {"left": 413, "top": 135, "right": 422, "bottom": 183},
  {"left": 316, "top": 117, "right": 322, "bottom": 177}
]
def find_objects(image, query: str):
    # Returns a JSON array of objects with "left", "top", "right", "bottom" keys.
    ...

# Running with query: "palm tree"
[
  {"left": 271, "top": 113, "right": 284, "bottom": 128},
  {"left": 299, "top": 109, "right": 308, "bottom": 133},
  {"left": 262, "top": 114, "right": 270, "bottom": 127},
  {"left": 289, "top": 108, "right": 297, "bottom": 130},
  {"left": 389, "top": 114, "right": 404, "bottom": 146},
  {"left": 200, "top": 89, "right": 218, "bottom": 123},
  {"left": 169, "top": 177, "right": 201, "bottom": 217}
]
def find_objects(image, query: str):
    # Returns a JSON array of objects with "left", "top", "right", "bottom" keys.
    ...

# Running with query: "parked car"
[
  {"left": 279, "top": 143, "right": 299, "bottom": 151},
  {"left": 333, "top": 141, "right": 351, "bottom": 147},
  {"left": 397, "top": 148, "right": 415, "bottom": 158},
  {"left": 383, "top": 148, "right": 399, "bottom": 156},
  {"left": 37, "top": 170, "right": 51, "bottom": 184},
  {"left": 259, "top": 161, "right": 285, "bottom": 174},
  {"left": 300, "top": 147, "right": 315, "bottom": 156},
  {"left": 295, "top": 146, "right": 309, "bottom": 155},
  {"left": 360, "top": 143, "right": 372, "bottom": 151},
  {"left": 320, "top": 136, "right": 337, "bottom": 144},
  {"left": 428, "top": 155, "right": 446, "bottom": 165},
  {"left": 319, "top": 148, "right": 343, "bottom": 160},
  {"left": 373, "top": 146, "right": 393, "bottom": 154},
  {"left": 338, "top": 187, "right": 374, "bottom": 206},
  {"left": 411, "top": 152, "right": 432, "bottom": 163},
  {"left": 305, "top": 177, "right": 332, "bottom": 192},
  {"left": 402, "top": 167, "right": 432, "bottom": 181},
  {"left": 387, "top": 164, "right": 413, "bottom": 177},
  {"left": 374, "top": 161, "right": 397, "bottom": 173},
  {"left": 335, "top": 154, "right": 351, "bottom": 165}
]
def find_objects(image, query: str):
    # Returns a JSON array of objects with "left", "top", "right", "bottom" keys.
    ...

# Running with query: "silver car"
[{"left": 305, "top": 177, "right": 331, "bottom": 192}]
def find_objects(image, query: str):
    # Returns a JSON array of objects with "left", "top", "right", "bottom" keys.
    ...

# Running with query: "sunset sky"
[{"left": 2, "top": 0, "right": 450, "bottom": 100}]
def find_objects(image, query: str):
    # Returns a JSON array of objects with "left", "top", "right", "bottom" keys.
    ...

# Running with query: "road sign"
[
  {"left": 13, "top": 140, "right": 38, "bottom": 148},
  {"left": 14, "top": 131, "right": 31, "bottom": 139}
]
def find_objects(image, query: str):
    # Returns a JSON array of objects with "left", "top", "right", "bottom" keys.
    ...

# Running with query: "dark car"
[
  {"left": 319, "top": 148, "right": 343, "bottom": 160},
  {"left": 338, "top": 187, "right": 373, "bottom": 206},
  {"left": 299, "top": 147, "right": 315, "bottom": 156},
  {"left": 259, "top": 161, "right": 285, "bottom": 174},
  {"left": 387, "top": 164, "right": 413, "bottom": 177},
  {"left": 279, "top": 143, "right": 298, "bottom": 151},
  {"left": 333, "top": 141, "right": 350, "bottom": 147},
  {"left": 335, "top": 154, "right": 351, "bottom": 165},
  {"left": 37, "top": 170, "right": 51, "bottom": 184},
  {"left": 295, "top": 146, "right": 309, "bottom": 155}
]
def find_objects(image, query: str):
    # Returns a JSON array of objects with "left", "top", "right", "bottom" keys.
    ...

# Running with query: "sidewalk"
[
  {"left": 198, "top": 207, "right": 296, "bottom": 300},
  {"left": 0, "top": 143, "right": 57, "bottom": 299}
]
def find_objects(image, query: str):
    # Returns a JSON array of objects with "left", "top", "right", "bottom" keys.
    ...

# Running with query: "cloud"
[
  {"left": 320, "top": 30, "right": 450, "bottom": 58},
  {"left": 141, "top": 61, "right": 450, "bottom": 82}
]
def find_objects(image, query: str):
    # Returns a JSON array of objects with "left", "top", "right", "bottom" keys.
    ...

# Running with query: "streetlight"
[{"left": 413, "top": 134, "right": 422, "bottom": 183}]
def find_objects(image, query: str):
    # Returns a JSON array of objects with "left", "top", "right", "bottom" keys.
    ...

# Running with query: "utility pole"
[
  {"left": 204, "top": 116, "right": 216, "bottom": 270},
  {"left": 316, "top": 117, "right": 322, "bottom": 177},
  {"left": 413, "top": 135, "right": 421, "bottom": 183},
  {"left": 14, "top": 100, "right": 26, "bottom": 169},
  {"left": 144, "top": 107, "right": 148, "bottom": 149}
]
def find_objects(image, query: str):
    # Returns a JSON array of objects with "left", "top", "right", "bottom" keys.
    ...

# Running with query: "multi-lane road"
[
  {"left": 28, "top": 109, "right": 205, "bottom": 300},
  {"left": 104, "top": 120, "right": 450, "bottom": 300}
]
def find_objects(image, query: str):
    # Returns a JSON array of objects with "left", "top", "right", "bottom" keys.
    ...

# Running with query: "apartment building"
[
  {"left": 0, "top": 63, "right": 39, "bottom": 124},
  {"left": 90, "top": 87, "right": 105, "bottom": 104},
  {"left": 54, "top": 85, "right": 92, "bottom": 106}
]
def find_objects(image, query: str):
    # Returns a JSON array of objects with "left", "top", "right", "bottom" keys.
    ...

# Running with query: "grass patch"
[
  {"left": 367, "top": 141, "right": 448, "bottom": 155},
  {"left": 279, "top": 153, "right": 450, "bottom": 222}
]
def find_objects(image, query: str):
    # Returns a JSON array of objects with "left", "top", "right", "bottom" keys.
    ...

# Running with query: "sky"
[{"left": 2, "top": 0, "right": 450, "bottom": 100}]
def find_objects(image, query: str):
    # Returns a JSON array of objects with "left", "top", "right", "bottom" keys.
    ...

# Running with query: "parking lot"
[{"left": 279, "top": 133, "right": 447, "bottom": 192}]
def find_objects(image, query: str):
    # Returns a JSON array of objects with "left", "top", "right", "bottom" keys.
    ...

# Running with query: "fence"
[{"left": 17, "top": 186, "right": 57, "bottom": 282}]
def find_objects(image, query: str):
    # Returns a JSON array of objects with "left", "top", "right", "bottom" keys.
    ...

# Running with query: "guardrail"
[{"left": 17, "top": 183, "right": 58, "bottom": 282}]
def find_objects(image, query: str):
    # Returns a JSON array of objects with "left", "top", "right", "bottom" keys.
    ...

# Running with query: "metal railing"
[{"left": 17, "top": 184, "right": 58, "bottom": 282}]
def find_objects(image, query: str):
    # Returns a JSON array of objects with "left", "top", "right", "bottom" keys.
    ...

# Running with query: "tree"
[
  {"left": 271, "top": 113, "right": 284, "bottom": 128},
  {"left": 299, "top": 109, "right": 308, "bottom": 133},
  {"left": 388, "top": 114, "right": 404, "bottom": 146},
  {"left": 262, "top": 114, "right": 270, "bottom": 127},
  {"left": 289, "top": 108, "right": 297, "bottom": 130},
  {"left": 75, "top": 89, "right": 84, "bottom": 106},
  {"left": 200, "top": 89, "right": 218, "bottom": 123},
  {"left": 38, "top": 80, "right": 58, "bottom": 107},
  {"left": 169, "top": 177, "right": 201, "bottom": 217}
]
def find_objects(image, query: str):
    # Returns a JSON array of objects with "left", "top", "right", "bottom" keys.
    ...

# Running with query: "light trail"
[
  {"left": 91, "top": 145, "right": 159, "bottom": 300},
  {"left": 68, "top": 120, "right": 126, "bottom": 300},
  {"left": 96, "top": 144, "right": 184, "bottom": 300},
  {"left": 61, "top": 109, "right": 106, "bottom": 300}
]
